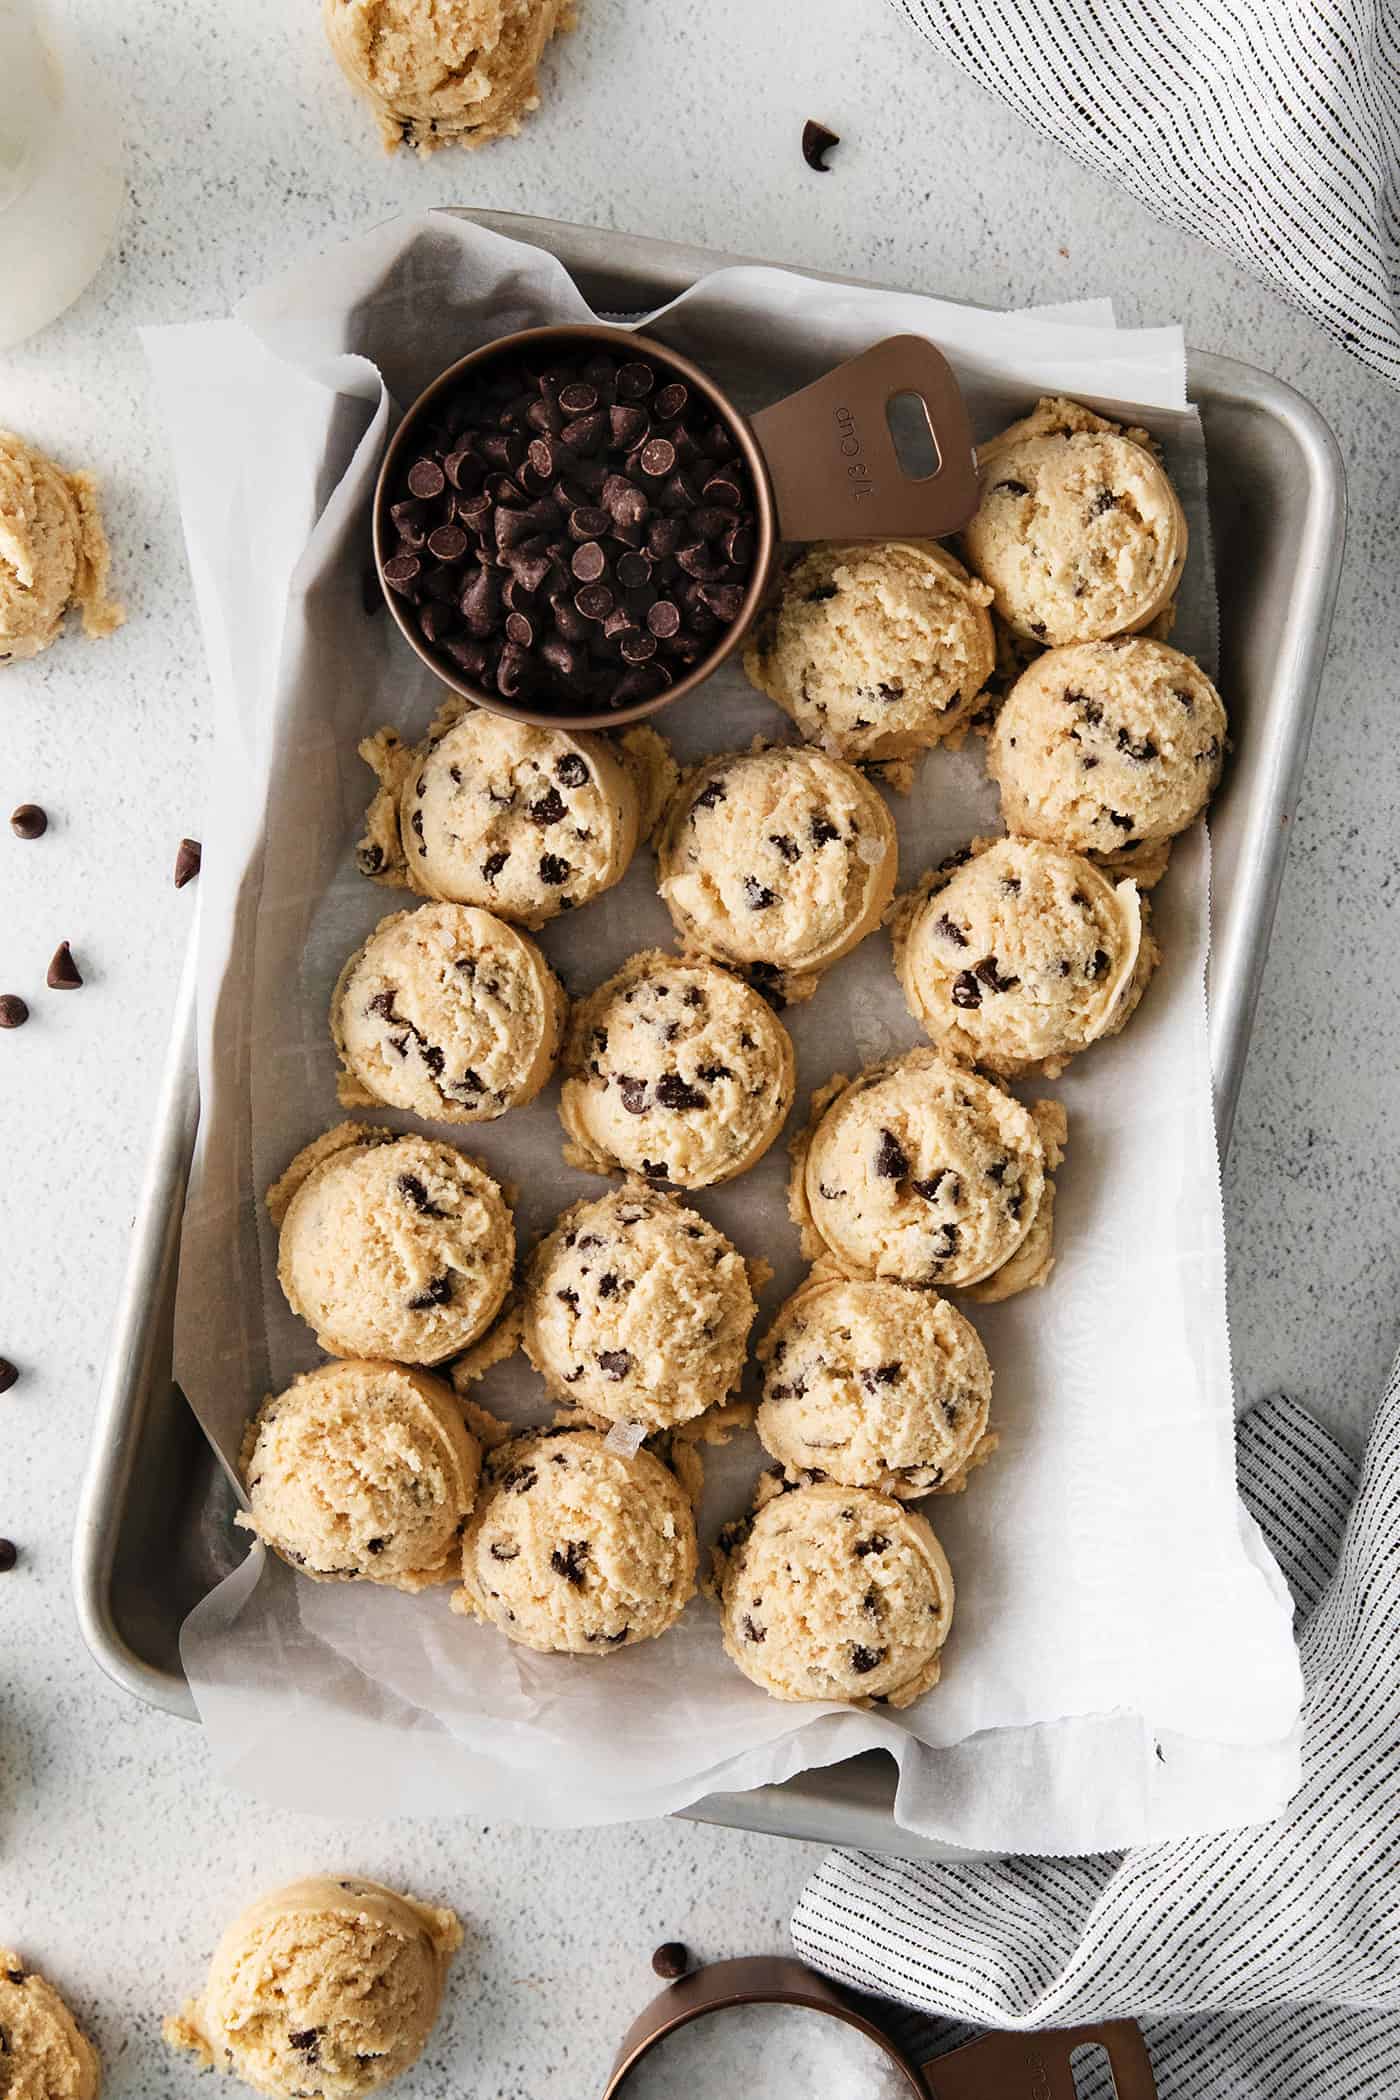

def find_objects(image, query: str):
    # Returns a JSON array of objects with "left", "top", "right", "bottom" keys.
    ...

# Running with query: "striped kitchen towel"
[
  {"left": 886, "top": 0, "right": 1400, "bottom": 389},
  {"left": 792, "top": 1362, "right": 1400, "bottom": 2097}
]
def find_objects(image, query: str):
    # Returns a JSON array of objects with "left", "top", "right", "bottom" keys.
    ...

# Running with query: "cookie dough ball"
[
  {"left": 268, "top": 1125, "right": 513, "bottom": 1364},
  {"left": 522, "top": 1182, "right": 757, "bottom": 1431},
  {"left": 0, "top": 430, "right": 123, "bottom": 664},
  {"left": 559, "top": 951, "right": 795, "bottom": 1189},
  {"left": 988, "top": 637, "right": 1227, "bottom": 871},
  {"left": 894, "top": 834, "right": 1157, "bottom": 1079},
  {"left": 324, "top": 0, "right": 572, "bottom": 154},
  {"left": 790, "top": 1048, "right": 1067, "bottom": 1301},
  {"left": 757, "top": 1274, "right": 994, "bottom": 1497},
  {"left": 357, "top": 704, "right": 670, "bottom": 927},
  {"left": 164, "top": 1876, "right": 461, "bottom": 2099},
  {"left": 656, "top": 744, "right": 898, "bottom": 1003},
  {"left": 714, "top": 1481, "right": 953, "bottom": 1707},
  {"left": 455, "top": 1427, "right": 697, "bottom": 1652},
  {"left": 332, "top": 902, "right": 565, "bottom": 1123},
  {"left": 0, "top": 1951, "right": 100, "bottom": 2100},
  {"left": 238, "top": 1360, "right": 481, "bottom": 1591},
  {"left": 744, "top": 540, "right": 995, "bottom": 763},
  {"left": 960, "top": 396, "right": 1187, "bottom": 646}
]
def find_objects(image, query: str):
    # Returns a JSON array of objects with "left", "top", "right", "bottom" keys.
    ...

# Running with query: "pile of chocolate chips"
[{"left": 380, "top": 347, "right": 758, "bottom": 712}]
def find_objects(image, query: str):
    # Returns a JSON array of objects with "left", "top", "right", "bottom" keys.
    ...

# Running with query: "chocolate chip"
[
  {"left": 929, "top": 1223, "right": 961, "bottom": 1263},
  {"left": 854, "top": 1534, "right": 889, "bottom": 1558},
  {"left": 489, "top": 1540, "right": 520, "bottom": 1560},
  {"left": 529, "top": 786, "right": 568, "bottom": 827},
  {"left": 407, "top": 1272, "right": 454, "bottom": 1311},
  {"left": 550, "top": 1539, "right": 591, "bottom": 1585},
  {"left": 46, "top": 942, "right": 81, "bottom": 990},
  {"left": 397, "top": 1173, "right": 447, "bottom": 1217},
  {"left": 767, "top": 832, "right": 800, "bottom": 866},
  {"left": 875, "top": 1128, "right": 909, "bottom": 1178},
  {"left": 0, "top": 996, "right": 28, "bottom": 1030},
  {"left": 951, "top": 970, "right": 982, "bottom": 1009},
  {"left": 555, "top": 752, "right": 591, "bottom": 789},
  {"left": 597, "top": 1349, "right": 633, "bottom": 1381},
  {"left": 741, "top": 1614, "right": 766, "bottom": 1643},
  {"left": 934, "top": 911, "right": 967, "bottom": 948},
  {"left": 10, "top": 803, "right": 46, "bottom": 840},
  {"left": 802, "top": 118, "right": 840, "bottom": 170},
  {"left": 653, "top": 382, "right": 689, "bottom": 421},
  {"left": 289, "top": 2030, "right": 321, "bottom": 2060},
  {"left": 0, "top": 1541, "right": 16, "bottom": 1574},
  {"left": 651, "top": 1942, "right": 690, "bottom": 1980},
  {"left": 743, "top": 875, "right": 776, "bottom": 909},
  {"left": 173, "top": 837, "right": 202, "bottom": 888},
  {"left": 539, "top": 852, "right": 571, "bottom": 886},
  {"left": 655, "top": 1073, "right": 707, "bottom": 1110},
  {"left": 974, "top": 954, "right": 1020, "bottom": 993},
  {"left": 859, "top": 1363, "right": 902, "bottom": 1392},
  {"left": 993, "top": 478, "right": 1030, "bottom": 497},
  {"left": 1088, "top": 948, "right": 1111, "bottom": 979},
  {"left": 617, "top": 361, "right": 656, "bottom": 402},
  {"left": 482, "top": 848, "right": 510, "bottom": 884},
  {"left": 407, "top": 458, "right": 446, "bottom": 500},
  {"left": 850, "top": 1644, "right": 885, "bottom": 1675},
  {"left": 1090, "top": 488, "right": 1118, "bottom": 516},
  {"left": 500, "top": 1465, "right": 538, "bottom": 1495},
  {"left": 366, "top": 1538, "right": 387, "bottom": 1555},
  {"left": 0, "top": 1360, "right": 17, "bottom": 1394},
  {"left": 911, "top": 1173, "right": 958, "bottom": 1203},
  {"left": 1107, "top": 809, "right": 1136, "bottom": 831},
  {"left": 1117, "top": 728, "right": 1159, "bottom": 762},
  {"left": 618, "top": 1076, "right": 649, "bottom": 1115}
]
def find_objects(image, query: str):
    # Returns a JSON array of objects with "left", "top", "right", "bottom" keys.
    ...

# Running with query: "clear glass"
[{"left": 0, "top": 0, "right": 125, "bottom": 346}]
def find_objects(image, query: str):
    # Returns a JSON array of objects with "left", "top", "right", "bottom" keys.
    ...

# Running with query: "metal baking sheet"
[{"left": 75, "top": 211, "right": 1346, "bottom": 1856}]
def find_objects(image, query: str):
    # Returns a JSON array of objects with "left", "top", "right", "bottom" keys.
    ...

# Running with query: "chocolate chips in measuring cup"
[{"left": 381, "top": 348, "right": 759, "bottom": 712}]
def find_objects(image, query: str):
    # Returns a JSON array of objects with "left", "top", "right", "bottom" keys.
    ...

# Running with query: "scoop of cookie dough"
[
  {"left": 988, "top": 637, "right": 1227, "bottom": 873},
  {"left": 0, "top": 430, "right": 123, "bottom": 664},
  {"left": 757, "top": 1273, "right": 994, "bottom": 1497},
  {"left": 713, "top": 1479, "right": 954, "bottom": 1707},
  {"left": 960, "top": 395, "right": 1187, "bottom": 647},
  {"left": 357, "top": 702, "right": 672, "bottom": 927},
  {"left": 559, "top": 950, "right": 795, "bottom": 1189},
  {"left": 324, "top": 0, "right": 573, "bottom": 154},
  {"left": 744, "top": 540, "right": 995, "bottom": 764},
  {"left": 523, "top": 1182, "right": 757, "bottom": 1431},
  {"left": 655, "top": 744, "right": 898, "bottom": 1003},
  {"left": 268, "top": 1124, "right": 513, "bottom": 1364},
  {"left": 893, "top": 834, "right": 1157, "bottom": 1079},
  {"left": 0, "top": 1951, "right": 100, "bottom": 2100},
  {"left": 164, "top": 1876, "right": 462, "bottom": 2099},
  {"left": 332, "top": 901, "right": 565, "bottom": 1122},
  {"left": 455, "top": 1426, "right": 697, "bottom": 1652},
  {"left": 790, "top": 1047, "right": 1067, "bottom": 1301},
  {"left": 238, "top": 1359, "right": 482, "bottom": 1591}
]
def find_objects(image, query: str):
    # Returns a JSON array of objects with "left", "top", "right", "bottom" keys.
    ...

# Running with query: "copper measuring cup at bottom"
[
  {"left": 373, "top": 323, "right": 982, "bottom": 731},
  {"left": 603, "top": 1955, "right": 1157, "bottom": 2099}
]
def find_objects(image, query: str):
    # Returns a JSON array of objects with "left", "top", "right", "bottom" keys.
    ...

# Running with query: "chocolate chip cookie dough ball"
[
  {"left": 757, "top": 1274, "right": 995, "bottom": 1497},
  {"left": 987, "top": 638, "right": 1227, "bottom": 877},
  {"left": 893, "top": 835, "right": 1157, "bottom": 1080},
  {"left": 165, "top": 1876, "right": 462, "bottom": 2099},
  {"left": 743, "top": 540, "right": 995, "bottom": 764},
  {"left": 559, "top": 951, "right": 795, "bottom": 1189},
  {"left": 331, "top": 902, "right": 566, "bottom": 1122},
  {"left": 522, "top": 1182, "right": 758, "bottom": 1431},
  {"left": 238, "top": 1360, "right": 481, "bottom": 1591},
  {"left": 357, "top": 702, "right": 673, "bottom": 927},
  {"left": 712, "top": 1480, "right": 954, "bottom": 1708},
  {"left": 655, "top": 744, "right": 898, "bottom": 1004},
  {"left": 0, "top": 429, "right": 123, "bottom": 664},
  {"left": 0, "top": 1950, "right": 100, "bottom": 2100},
  {"left": 455, "top": 1427, "right": 697, "bottom": 1653},
  {"left": 268, "top": 1125, "right": 513, "bottom": 1364},
  {"left": 790, "top": 1048, "right": 1067, "bottom": 1302},
  {"left": 960, "top": 395, "right": 1187, "bottom": 646},
  {"left": 324, "top": 0, "right": 574, "bottom": 155}
]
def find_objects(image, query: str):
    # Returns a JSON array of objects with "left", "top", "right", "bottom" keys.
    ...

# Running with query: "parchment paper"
[{"left": 145, "top": 213, "right": 1303, "bottom": 1851}]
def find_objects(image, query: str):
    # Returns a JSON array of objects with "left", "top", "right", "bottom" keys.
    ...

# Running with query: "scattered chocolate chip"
[
  {"left": 854, "top": 1534, "right": 889, "bottom": 1558},
  {"left": 1107, "top": 810, "right": 1136, "bottom": 832},
  {"left": 850, "top": 1644, "right": 885, "bottom": 1674},
  {"left": 875, "top": 1128, "right": 910, "bottom": 1179},
  {"left": 768, "top": 832, "right": 800, "bottom": 865},
  {"left": 597, "top": 1349, "right": 633, "bottom": 1382},
  {"left": 407, "top": 1272, "right": 454, "bottom": 1311},
  {"left": 1090, "top": 488, "right": 1118, "bottom": 516},
  {"left": 1088, "top": 948, "right": 1111, "bottom": 979},
  {"left": 974, "top": 954, "right": 1020, "bottom": 994},
  {"left": 46, "top": 942, "right": 81, "bottom": 990},
  {"left": 618, "top": 1076, "right": 649, "bottom": 1115},
  {"left": 482, "top": 849, "right": 510, "bottom": 884},
  {"left": 741, "top": 1614, "right": 766, "bottom": 1643},
  {"left": 397, "top": 1173, "right": 448, "bottom": 1217},
  {"left": 0, "top": 996, "right": 28, "bottom": 1030},
  {"left": 550, "top": 1540, "right": 591, "bottom": 1586},
  {"left": 743, "top": 875, "right": 776, "bottom": 910},
  {"left": 10, "top": 804, "right": 46, "bottom": 840},
  {"left": 1117, "top": 729, "right": 1159, "bottom": 763},
  {"left": 802, "top": 118, "right": 840, "bottom": 171},
  {"left": 934, "top": 911, "right": 967, "bottom": 948},
  {"left": 288, "top": 2030, "right": 321, "bottom": 2061},
  {"left": 173, "top": 837, "right": 202, "bottom": 888},
  {"left": 500, "top": 1464, "right": 538, "bottom": 1495},
  {"left": 556, "top": 752, "right": 590, "bottom": 788},
  {"left": 951, "top": 969, "right": 982, "bottom": 1009},
  {"left": 993, "top": 478, "right": 1030, "bottom": 497},
  {"left": 859, "top": 1363, "right": 902, "bottom": 1393},
  {"left": 489, "top": 1540, "right": 520, "bottom": 1560},
  {"left": 539, "top": 852, "right": 571, "bottom": 886},
  {"left": 0, "top": 1360, "right": 17, "bottom": 1394},
  {"left": 0, "top": 1541, "right": 16, "bottom": 1574},
  {"left": 651, "top": 1941, "right": 690, "bottom": 1980},
  {"left": 655, "top": 1073, "right": 707, "bottom": 1111},
  {"left": 911, "top": 1173, "right": 957, "bottom": 1204}
]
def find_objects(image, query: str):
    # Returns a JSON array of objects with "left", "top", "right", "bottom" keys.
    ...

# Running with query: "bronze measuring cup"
[
  {"left": 603, "top": 1956, "right": 1157, "bottom": 2099},
  {"left": 373, "top": 323, "right": 981, "bottom": 731}
]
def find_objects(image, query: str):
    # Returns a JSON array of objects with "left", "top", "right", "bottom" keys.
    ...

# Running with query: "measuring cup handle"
[
  {"left": 916, "top": 2017, "right": 1158, "bottom": 2098},
  {"left": 748, "top": 334, "right": 979, "bottom": 544}
]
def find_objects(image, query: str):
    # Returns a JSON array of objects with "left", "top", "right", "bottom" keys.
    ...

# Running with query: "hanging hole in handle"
[
  {"left": 1071, "top": 2042, "right": 1119, "bottom": 2099},
  {"left": 885, "top": 390, "right": 943, "bottom": 481}
]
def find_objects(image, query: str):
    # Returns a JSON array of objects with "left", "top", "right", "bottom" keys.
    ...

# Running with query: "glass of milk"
[{"left": 0, "top": 0, "right": 124, "bottom": 346}]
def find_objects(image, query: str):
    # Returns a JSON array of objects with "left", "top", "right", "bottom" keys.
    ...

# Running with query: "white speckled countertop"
[{"left": 4, "top": 0, "right": 1399, "bottom": 2091}]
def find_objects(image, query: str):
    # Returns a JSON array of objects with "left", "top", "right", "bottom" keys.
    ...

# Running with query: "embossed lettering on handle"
[{"left": 749, "top": 334, "right": 980, "bottom": 543}]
